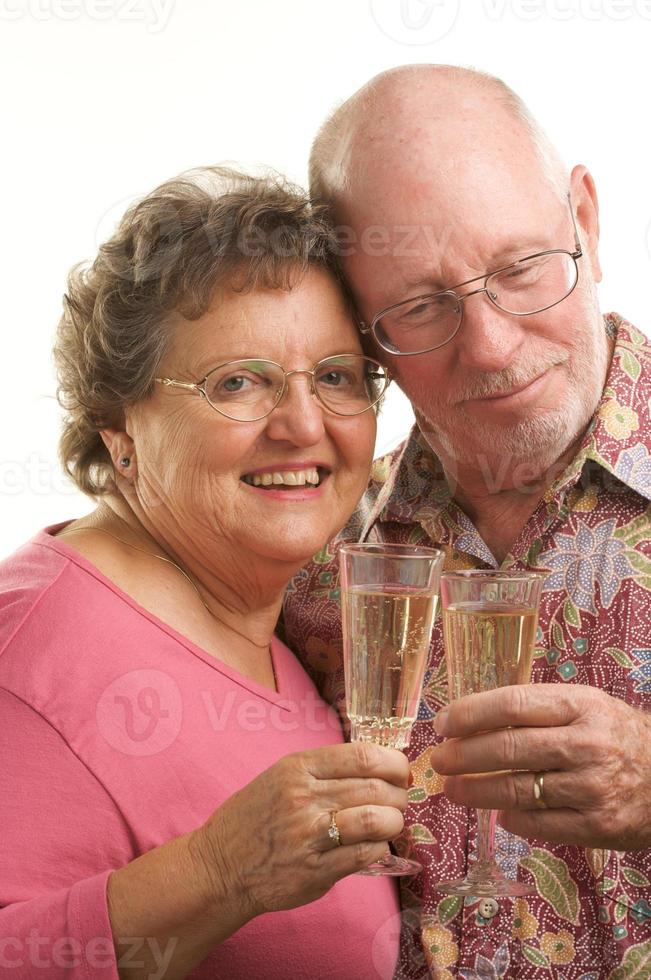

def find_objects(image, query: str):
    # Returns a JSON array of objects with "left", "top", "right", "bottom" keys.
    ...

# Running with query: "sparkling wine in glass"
[
  {"left": 340, "top": 542, "right": 444, "bottom": 876},
  {"left": 435, "top": 569, "right": 546, "bottom": 897}
]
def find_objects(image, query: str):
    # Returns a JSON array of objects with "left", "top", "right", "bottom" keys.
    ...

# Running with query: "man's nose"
[
  {"left": 454, "top": 290, "right": 525, "bottom": 372},
  {"left": 263, "top": 374, "right": 326, "bottom": 445}
]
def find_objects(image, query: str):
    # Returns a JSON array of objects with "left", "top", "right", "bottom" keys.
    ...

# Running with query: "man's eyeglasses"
[
  {"left": 359, "top": 195, "right": 583, "bottom": 356},
  {"left": 155, "top": 354, "right": 390, "bottom": 422}
]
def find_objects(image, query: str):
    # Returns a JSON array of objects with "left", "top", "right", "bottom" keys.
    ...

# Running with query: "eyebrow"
[
  {"left": 193, "top": 356, "right": 253, "bottom": 378},
  {"left": 193, "top": 352, "right": 358, "bottom": 377},
  {"left": 401, "top": 240, "right": 553, "bottom": 294}
]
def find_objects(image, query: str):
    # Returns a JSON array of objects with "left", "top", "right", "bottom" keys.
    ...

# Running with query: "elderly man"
[{"left": 283, "top": 66, "right": 651, "bottom": 978}]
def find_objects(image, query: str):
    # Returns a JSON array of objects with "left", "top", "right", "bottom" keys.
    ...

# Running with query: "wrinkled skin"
[
  {"left": 195, "top": 742, "right": 409, "bottom": 916},
  {"left": 430, "top": 683, "right": 651, "bottom": 849}
]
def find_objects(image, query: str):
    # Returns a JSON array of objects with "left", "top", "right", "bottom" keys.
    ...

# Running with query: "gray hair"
[{"left": 54, "top": 165, "right": 349, "bottom": 498}]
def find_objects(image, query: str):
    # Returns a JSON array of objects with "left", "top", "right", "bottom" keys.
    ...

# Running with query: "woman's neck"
[{"left": 87, "top": 498, "right": 288, "bottom": 652}]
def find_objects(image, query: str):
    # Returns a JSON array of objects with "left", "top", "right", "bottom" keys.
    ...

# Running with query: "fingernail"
[
  {"left": 434, "top": 708, "right": 449, "bottom": 735},
  {"left": 408, "top": 770, "right": 414, "bottom": 787}
]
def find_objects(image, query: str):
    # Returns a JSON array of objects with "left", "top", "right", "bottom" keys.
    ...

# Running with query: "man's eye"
[
  {"left": 504, "top": 266, "right": 530, "bottom": 281},
  {"left": 501, "top": 260, "right": 547, "bottom": 284},
  {"left": 398, "top": 298, "right": 452, "bottom": 326},
  {"left": 404, "top": 302, "right": 432, "bottom": 318}
]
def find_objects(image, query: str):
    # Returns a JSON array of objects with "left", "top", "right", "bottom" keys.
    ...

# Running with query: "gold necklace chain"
[{"left": 58, "top": 522, "right": 272, "bottom": 651}]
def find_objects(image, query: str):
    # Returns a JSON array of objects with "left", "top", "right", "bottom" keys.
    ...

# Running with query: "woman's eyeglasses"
[{"left": 155, "top": 353, "right": 390, "bottom": 422}]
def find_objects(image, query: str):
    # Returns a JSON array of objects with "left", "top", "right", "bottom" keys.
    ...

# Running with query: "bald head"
[
  {"left": 307, "top": 63, "right": 606, "bottom": 489},
  {"left": 309, "top": 65, "right": 568, "bottom": 206}
]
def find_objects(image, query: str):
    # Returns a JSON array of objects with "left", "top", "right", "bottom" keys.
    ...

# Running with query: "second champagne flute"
[{"left": 435, "top": 568, "right": 547, "bottom": 897}]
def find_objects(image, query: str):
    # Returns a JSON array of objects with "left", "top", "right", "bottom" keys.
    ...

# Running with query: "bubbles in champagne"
[
  {"left": 342, "top": 586, "right": 439, "bottom": 749},
  {"left": 442, "top": 603, "right": 538, "bottom": 700}
]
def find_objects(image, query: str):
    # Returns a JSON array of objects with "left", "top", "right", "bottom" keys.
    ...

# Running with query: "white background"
[{"left": 1, "top": 0, "right": 650, "bottom": 558}]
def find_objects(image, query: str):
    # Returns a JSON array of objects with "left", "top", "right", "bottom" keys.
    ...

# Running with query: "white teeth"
[{"left": 246, "top": 467, "right": 321, "bottom": 487}]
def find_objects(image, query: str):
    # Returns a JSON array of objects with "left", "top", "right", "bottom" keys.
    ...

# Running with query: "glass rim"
[
  {"left": 203, "top": 352, "right": 387, "bottom": 375},
  {"left": 440, "top": 568, "right": 549, "bottom": 581},
  {"left": 340, "top": 542, "right": 444, "bottom": 559}
]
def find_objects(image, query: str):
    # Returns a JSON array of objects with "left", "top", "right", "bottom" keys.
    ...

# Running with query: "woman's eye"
[
  {"left": 319, "top": 370, "right": 347, "bottom": 386},
  {"left": 214, "top": 373, "right": 265, "bottom": 397},
  {"left": 222, "top": 375, "right": 249, "bottom": 392}
]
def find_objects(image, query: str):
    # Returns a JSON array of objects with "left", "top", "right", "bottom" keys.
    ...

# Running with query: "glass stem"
[{"left": 476, "top": 808, "right": 497, "bottom": 864}]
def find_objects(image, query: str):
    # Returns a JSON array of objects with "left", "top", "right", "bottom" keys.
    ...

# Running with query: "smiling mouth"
[
  {"left": 241, "top": 466, "right": 327, "bottom": 490},
  {"left": 482, "top": 377, "right": 542, "bottom": 400},
  {"left": 465, "top": 369, "right": 551, "bottom": 403}
]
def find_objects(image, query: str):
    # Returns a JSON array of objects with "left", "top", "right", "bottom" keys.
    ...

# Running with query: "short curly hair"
[{"left": 54, "top": 166, "right": 349, "bottom": 498}]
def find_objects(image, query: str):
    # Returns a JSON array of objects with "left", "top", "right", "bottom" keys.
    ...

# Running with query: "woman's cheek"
[{"left": 347, "top": 415, "right": 377, "bottom": 488}]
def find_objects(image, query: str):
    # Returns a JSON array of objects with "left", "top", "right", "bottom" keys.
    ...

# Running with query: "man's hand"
[{"left": 430, "top": 684, "right": 651, "bottom": 850}]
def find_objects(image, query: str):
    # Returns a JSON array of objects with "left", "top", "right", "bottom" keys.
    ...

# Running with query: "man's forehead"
[
  {"left": 339, "top": 193, "right": 562, "bottom": 311},
  {"left": 342, "top": 175, "right": 553, "bottom": 242}
]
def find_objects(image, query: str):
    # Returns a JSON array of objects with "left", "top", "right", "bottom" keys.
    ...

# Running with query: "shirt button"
[{"left": 478, "top": 898, "right": 499, "bottom": 920}]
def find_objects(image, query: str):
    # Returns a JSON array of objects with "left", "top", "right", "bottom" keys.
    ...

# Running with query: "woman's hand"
[{"left": 193, "top": 741, "right": 410, "bottom": 919}]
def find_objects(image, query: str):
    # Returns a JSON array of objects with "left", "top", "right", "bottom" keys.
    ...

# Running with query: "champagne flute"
[
  {"left": 435, "top": 569, "right": 547, "bottom": 897},
  {"left": 340, "top": 542, "right": 444, "bottom": 876}
]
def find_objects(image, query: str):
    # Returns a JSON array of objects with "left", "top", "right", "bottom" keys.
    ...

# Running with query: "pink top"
[{"left": 0, "top": 522, "right": 400, "bottom": 980}]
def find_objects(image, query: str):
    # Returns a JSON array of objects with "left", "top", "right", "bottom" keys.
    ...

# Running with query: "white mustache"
[{"left": 452, "top": 358, "right": 565, "bottom": 403}]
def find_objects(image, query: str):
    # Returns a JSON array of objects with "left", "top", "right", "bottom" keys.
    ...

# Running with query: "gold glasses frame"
[{"left": 155, "top": 353, "right": 391, "bottom": 422}]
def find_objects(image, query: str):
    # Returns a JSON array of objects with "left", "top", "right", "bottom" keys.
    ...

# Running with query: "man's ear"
[{"left": 570, "top": 164, "right": 602, "bottom": 284}]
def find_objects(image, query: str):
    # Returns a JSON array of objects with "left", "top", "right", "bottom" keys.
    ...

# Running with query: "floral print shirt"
[{"left": 283, "top": 314, "right": 651, "bottom": 979}]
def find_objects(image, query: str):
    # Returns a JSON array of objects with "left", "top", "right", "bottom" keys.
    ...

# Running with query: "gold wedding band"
[
  {"left": 533, "top": 772, "right": 548, "bottom": 809},
  {"left": 328, "top": 810, "right": 343, "bottom": 846}
]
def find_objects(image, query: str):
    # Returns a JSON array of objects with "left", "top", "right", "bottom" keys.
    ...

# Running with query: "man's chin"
[{"left": 418, "top": 409, "right": 580, "bottom": 469}]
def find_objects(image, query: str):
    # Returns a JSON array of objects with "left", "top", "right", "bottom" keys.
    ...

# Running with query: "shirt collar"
[
  {"left": 363, "top": 312, "right": 651, "bottom": 539},
  {"left": 579, "top": 313, "right": 651, "bottom": 502}
]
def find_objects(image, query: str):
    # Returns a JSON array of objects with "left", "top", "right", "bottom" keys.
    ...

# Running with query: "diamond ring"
[{"left": 328, "top": 810, "right": 343, "bottom": 846}]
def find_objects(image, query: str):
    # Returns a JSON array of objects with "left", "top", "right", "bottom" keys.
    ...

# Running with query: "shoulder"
[
  {"left": 0, "top": 525, "right": 140, "bottom": 709},
  {"left": 52, "top": 522, "right": 142, "bottom": 589},
  {"left": 0, "top": 531, "right": 71, "bottom": 653}
]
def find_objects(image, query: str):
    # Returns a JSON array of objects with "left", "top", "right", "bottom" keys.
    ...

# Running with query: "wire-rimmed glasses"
[
  {"left": 360, "top": 196, "right": 583, "bottom": 356},
  {"left": 155, "top": 353, "right": 390, "bottom": 421}
]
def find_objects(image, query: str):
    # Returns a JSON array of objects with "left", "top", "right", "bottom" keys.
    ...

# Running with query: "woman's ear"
[{"left": 99, "top": 427, "right": 137, "bottom": 478}]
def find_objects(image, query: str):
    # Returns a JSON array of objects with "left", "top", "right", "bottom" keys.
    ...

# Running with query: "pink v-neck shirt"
[{"left": 0, "top": 523, "right": 400, "bottom": 979}]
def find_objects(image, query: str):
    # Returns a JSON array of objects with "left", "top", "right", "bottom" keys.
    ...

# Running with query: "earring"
[{"left": 120, "top": 457, "right": 130, "bottom": 467}]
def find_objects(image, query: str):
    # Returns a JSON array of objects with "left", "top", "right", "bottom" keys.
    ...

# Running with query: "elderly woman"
[{"left": 0, "top": 168, "right": 407, "bottom": 980}]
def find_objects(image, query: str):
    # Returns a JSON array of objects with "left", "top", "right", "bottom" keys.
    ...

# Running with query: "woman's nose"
[{"left": 263, "top": 374, "right": 326, "bottom": 445}]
